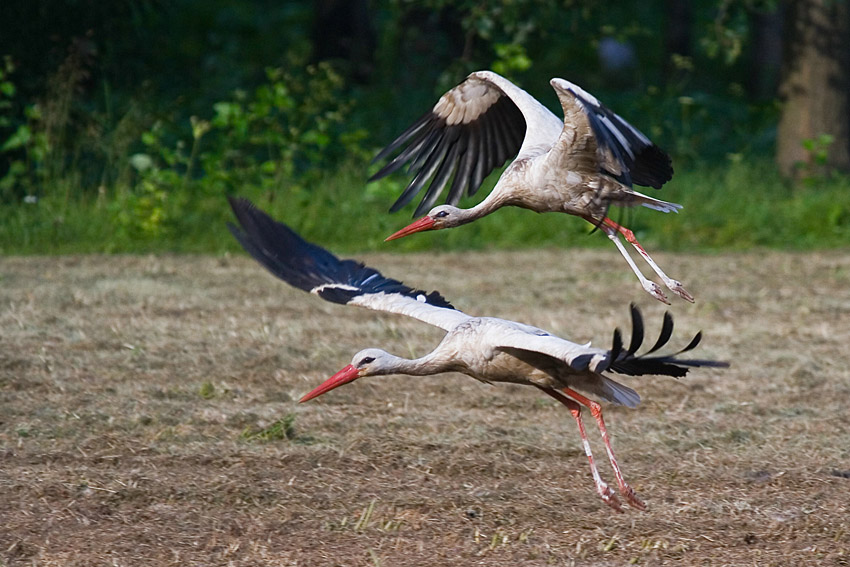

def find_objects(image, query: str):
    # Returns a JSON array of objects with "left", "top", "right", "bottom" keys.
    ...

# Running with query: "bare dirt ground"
[{"left": 1, "top": 249, "right": 849, "bottom": 566}]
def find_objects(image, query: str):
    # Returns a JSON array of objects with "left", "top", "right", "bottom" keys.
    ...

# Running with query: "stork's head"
[
  {"left": 299, "top": 348, "right": 394, "bottom": 402},
  {"left": 385, "top": 205, "right": 464, "bottom": 241}
]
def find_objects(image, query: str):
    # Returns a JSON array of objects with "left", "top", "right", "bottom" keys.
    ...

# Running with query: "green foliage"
[
  {"left": 2, "top": 157, "right": 849, "bottom": 255},
  {"left": 642, "top": 157, "right": 850, "bottom": 250},
  {"left": 198, "top": 381, "right": 217, "bottom": 400},
  {"left": 700, "top": 0, "right": 779, "bottom": 65},
  {"left": 492, "top": 43, "right": 533, "bottom": 76},
  {"left": 199, "top": 61, "right": 368, "bottom": 193},
  {"left": 801, "top": 134, "right": 834, "bottom": 165},
  {"left": 0, "top": 56, "right": 19, "bottom": 137},
  {"left": 0, "top": 43, "right": 143, "bottom": 203},
  {"left": 0, "top": 56, "right": 369, "bottom": 249},
  {"left": 2, "top": 2, "right": 785, "bottom": 191},
  {"left": 794, "top": 134, "right": 836, "bottom": 188},
  {"left": 0, "top": 76, "right": 53, "bottom": 198}
]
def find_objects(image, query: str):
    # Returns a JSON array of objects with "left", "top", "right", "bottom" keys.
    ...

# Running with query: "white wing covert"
[{"left": 490, "top": 323, "right": 611, "bottom": 373}]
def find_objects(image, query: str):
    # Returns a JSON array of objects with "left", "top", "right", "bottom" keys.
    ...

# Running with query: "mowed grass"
[{"left": 1, "top": 249, "right": 849, "bottom": 566}]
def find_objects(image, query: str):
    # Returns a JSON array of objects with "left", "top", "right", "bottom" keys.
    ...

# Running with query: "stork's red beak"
[
  {"left": 385, "top": 216, "right": 436, "bottom": 241},
  {"left": 299, "top": 364, "right": 361, "bottom": 402}
]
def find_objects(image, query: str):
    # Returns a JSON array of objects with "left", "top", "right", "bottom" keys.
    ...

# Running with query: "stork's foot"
[
  {"left": 617, "top": 482, "right": 647, "bottom": 511},
  {"left": 663, "top": 278, "right": 694, "bottom": 303},
  {"left": 595, "top": 480, "right": 624, "bottom": 513},
  {"left": 642, "top": 281, "right": 670, "bottom": 305}
]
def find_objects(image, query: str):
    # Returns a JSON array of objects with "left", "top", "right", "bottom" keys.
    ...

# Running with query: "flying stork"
[
  {"left": 227, "top": 196, "right": 727, "bottom": 512},
  {"left": 371, "top": 70, "right": 690, "bottom": 305}
]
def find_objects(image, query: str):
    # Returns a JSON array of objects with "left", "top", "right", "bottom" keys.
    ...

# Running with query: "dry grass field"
[{"left": 1, "top": 249, "right": 849, "bottom": 566}]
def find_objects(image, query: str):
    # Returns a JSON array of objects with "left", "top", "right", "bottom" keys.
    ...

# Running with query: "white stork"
[
  {"left": 372, "top": 70, "right": 690, "bottom": 305},
  {"left": 227, "top": 197, "right": 728, "bottom": 512}
]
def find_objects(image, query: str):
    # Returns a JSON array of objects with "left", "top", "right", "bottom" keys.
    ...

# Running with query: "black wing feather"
[
  {"left": 469, "top": 122, "right": 490, "bottom": 197},
  {"left": 227, "top": 197, "right": 455, "bottom": 310},
  {"left": 677, "top": 330, "right": 703, "bottom": 354},
  {"left": 567, "top": 87, "right": 673, "bottom": 189},
  {"left": 371, "top": 112, "right": 430, "bottom": 165},
  {"left": 407, "top": 126, "right": 445, "bottom": 174},
  {"left": 414, "top": 141, "right": 461, "bottom": 216},
  {"left": 371, "top": 91, "right": 526, "bottom": 216},
  {"left": 446, "top": 132, "right": 477, "bottom": 204},
  {"left": 371, "top": 130, "right": 432, "bottom": 181},
  {"left": 398, "top": 141, "right": 452, "bottom": 215}
]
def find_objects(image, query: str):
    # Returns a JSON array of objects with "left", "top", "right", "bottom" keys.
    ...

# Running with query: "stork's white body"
[
  {"left": 349, "top": 291, "right": 639, "bottom": 407},
  {"left": 455, "top": 73, "right": 671, "bottom": 218}
]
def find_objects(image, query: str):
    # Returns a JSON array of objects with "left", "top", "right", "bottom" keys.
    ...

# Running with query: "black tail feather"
[
  {"left": 610, "top": 327, "right": 623, "bottom": 363},
  {"left": 678, "top": 330, "right": 702, "bottom": 354},
  {"left": 627, "top": 303, "right": 644, "bottom": 355},
  {"left": 609, "top": 305, "right": 728, "bottom": 377},
  {"left": 646, "top": 311, "right": 674, "bottom": 354}
]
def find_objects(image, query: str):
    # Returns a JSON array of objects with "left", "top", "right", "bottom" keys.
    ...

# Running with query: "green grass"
[
  {"left": 241, "top": 414, "right": 297, "bottom": 442},
  {"left": 2, "top": 158, "right": 849, "bottom": 255}
]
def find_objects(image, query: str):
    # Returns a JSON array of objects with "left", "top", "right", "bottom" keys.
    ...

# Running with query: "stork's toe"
[
  {"left": 643, "top": 281, "right": 670, "bottom": 305},
  {"left": 665, "top": 279, "right": 694, "bottom": 303},
  {"left": 619, "top": 484, "right": 647, "bottom": 511}
]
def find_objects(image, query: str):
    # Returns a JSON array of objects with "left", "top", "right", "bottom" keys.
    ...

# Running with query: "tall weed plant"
[
  {"left": 1, "top": 52, "right": 369, "bottom": 250},
  {"left": 115, "top": 59, "right": 368, "bottom": 242},
  {"left": 0, "top": 40, "right": 136, "bottom": 203}
]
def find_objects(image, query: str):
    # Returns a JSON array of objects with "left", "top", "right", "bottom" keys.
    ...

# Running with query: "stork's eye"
[
  {"left": 359, "top": 356, "right": 376, "bottom": 366},
  {"left": 435, "top": 210, "right": 449, "bottom": 219}
]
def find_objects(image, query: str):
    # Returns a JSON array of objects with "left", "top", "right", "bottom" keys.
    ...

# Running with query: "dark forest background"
[{"left": 1, "top": 0, "right": 849, "bottom": 253}]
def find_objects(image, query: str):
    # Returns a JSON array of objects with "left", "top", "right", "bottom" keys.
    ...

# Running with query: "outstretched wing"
[
  {"left": 370, "top": 70, "right": 563, "bottom": 217},
  {"left": 227, "top": 197, "right": 471, "bottom": 331},
  {"left": 550, "top": 78, "right": 673, "bottom": 189}
]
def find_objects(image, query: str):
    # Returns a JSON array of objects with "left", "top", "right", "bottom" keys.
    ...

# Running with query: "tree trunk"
[{"left": 776, "top": 0, "right": 850, "bottom": 178}]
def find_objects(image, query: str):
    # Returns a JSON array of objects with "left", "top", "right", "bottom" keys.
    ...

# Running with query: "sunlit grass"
[{"left": 2, "top": 158, "right": 849, "bottom": 255}]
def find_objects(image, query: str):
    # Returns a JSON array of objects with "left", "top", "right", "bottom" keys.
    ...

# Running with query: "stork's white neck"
[
  {"left": 372, "top": 349, "right": 456, "bottom": 378},
  {"left": 455, "top": 186, "right": 513, "bottom": 226}
]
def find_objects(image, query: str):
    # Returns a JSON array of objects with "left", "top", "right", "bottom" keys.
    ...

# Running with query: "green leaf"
[{"left": 1, "top": 125, "right": 32, "bottom": 151}]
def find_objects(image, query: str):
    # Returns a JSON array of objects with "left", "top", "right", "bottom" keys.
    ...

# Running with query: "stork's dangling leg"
[
  {"left": 601, "top": 218, "right": 694, "bottom": 303},
  {"left": 539, "top": 387, "right": 623, "bottom": 512},
  {"left": 595, "top": 221, "right": 671, "bottom": 304},
  {"left": 560, "top": 386, "right": 647, "bottom": 511}
]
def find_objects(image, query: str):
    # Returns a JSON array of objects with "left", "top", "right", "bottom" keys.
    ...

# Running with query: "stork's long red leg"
[
  {"left": 601, "top": 217, "right": 694, "bottom": 303},
  {"left": 559, "top": 386, "right": 646, "bottom": 511},
  {"left": 539, "top": 387, "right": 623, "bottom": 512}
]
